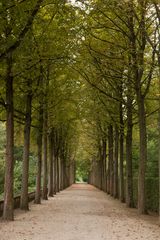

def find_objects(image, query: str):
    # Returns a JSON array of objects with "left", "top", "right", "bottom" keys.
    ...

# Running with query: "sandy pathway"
[{"left": 0, "top": 184, "right": 159, "bottom": 240}]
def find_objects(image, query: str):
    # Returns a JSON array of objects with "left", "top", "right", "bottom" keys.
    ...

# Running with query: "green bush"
[{"left": 132, "top": 178, "right": 159, "bottom": 212}]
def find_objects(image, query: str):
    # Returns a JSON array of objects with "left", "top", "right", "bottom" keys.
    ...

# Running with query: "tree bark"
[
  {"left": 34, "top": 107, "right": 43, "bottom": 204},
  {"left": 113, "top": 125, "right": 119, "bottom": 198},
  {"left": 99, "top": 143, "right": 103, "bottom": 190},
  {"left": 158, "top": 59, "right": 160, "bottom": 224},
  {"left": 54, "top": 141, "right": 57, "bottom": 194},
  {"left": 55, "top": 130, "right": 60, "bottom": 192},
  {"left": 108, "top": 125, "right": 114, "bottom": 195},
  {"left": 3, "top": 53, "right": 14, "bottom": 221},
  {"left": 48, "top": 131, "right": 54, "bottom": 197},
  {"left": 42, "top": 109, "right": 48, "bottom": 200},
  {"left": 60, "top": 157, "right": 64, "bottom": 191},
  {"left": 119, "top": 102, "right": 125, "bottom": 202},
  {"left": 126, "top": 91, "right": 134, "bottom": 208},
  {"left": 60, "top": 139, "right": 65, "bottom": 191},
  {"left": 102, "top": 138, "right": 107, "bottom": 192},
  {"left": 107, "top": 130, "right": 110, "bottom": 194},
  {"left": 128, "top": 0, "right": 147, "bottom": 214},
  {"left": 20, "top": 90, "right": 32, "bottom": 210},
  {"left": 157, "top": 23, "right": 160, "bottom": 224},
  {"left": 56, "top": 156, "right": 60, "bottom": 192},
  {"left": 137, "top": 95, "right": 147, "bottom": 214}
]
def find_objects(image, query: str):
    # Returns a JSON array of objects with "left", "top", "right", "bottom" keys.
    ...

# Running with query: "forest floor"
[{"left": 0, "top": 183, "right": 160, "bottom": 240}]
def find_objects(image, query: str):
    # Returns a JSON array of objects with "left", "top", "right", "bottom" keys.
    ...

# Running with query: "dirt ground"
[{"left": 0, "top": 184, "right": 159, "bottom": 240}]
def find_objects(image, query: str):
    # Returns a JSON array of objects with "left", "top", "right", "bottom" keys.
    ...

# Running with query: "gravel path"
[{"left": 0, "top": 184, "right": 159, "bottom": 240}]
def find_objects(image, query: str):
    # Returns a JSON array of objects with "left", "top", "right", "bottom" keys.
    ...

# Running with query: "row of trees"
[
  {"left": 77, "top": 0, "right": 160, "bottom": 218},
  {"left": 0, "top": 0, "right": 81, "bottom": 220}
]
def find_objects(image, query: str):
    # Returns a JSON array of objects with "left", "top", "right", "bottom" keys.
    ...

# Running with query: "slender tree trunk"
[
  {"left": 137, "top": 95, "right": 147, "bottom": 214},
  {"left": 119, "top": 102, "right": 125, "bottom": 202},
  {"left": 59, "top": 156, "right": 62, "bottom": 190},
  {"left": 60, "top": 157, "right": 64, "bottom": 190},
  {"left": 153, "top": 0, "right": 160, "bottom": 223},
  {"left": 158, "top": 87, "right": 160, "bottom": 224},
  {"left": 107, "top": 128, "right": 110, "bottom": 194},
  {"left": 54, "top": 147, "right": 57, "bottom": 194},
  {"left": 128, "top": 0, "right": 147, "bottom": 214},
  {"left": 48, "top": 132, "right": 54, "bottom": 197},
  {"left": 99, "top": 143, "right": 103, "bottom": 190},
  {"left": 42, "top": 109, "right": 48, "bottom": 200},
  {"left": 56, "top": 156, "right": 60, "bottom": 192},
  {"left": 108, "top": 125, "right": 113, "bottom": 195},
  {"left": 35, "top": 107, "right": 43, "bottom": 204},
  {"left": 55, "top": 130, "right": 60, "bottom": 192},
  {"left": 73, "top": 160, "right": 76, "bottom": 184},
  {"left": 60, "top": 143, "right": 65, "bottom": 190},
  {"left": 3, "top": 54, "right": 14, "bottom": 221},
  {"left": 158, "top": 49, "right": 160, "bottom": 225},
  {"left": 20, "top": 91, "right": 32, "bottom": 210},
  {"left": 126, "top": 92, "right": 134, "bottom": 208},
  {"left": 114, "top": 125, "right": 119, "bottom": 198},
  {"left": 63, "top": 160, "right": 67, "bottom": 188},
  {"left": 42, "top": 75, "right": 49, "bottom": 199},
  {"left": 102, "top": 138, "right": 107, "bottom": 192}
]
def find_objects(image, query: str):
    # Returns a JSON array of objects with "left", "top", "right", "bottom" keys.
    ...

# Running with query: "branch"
[
  {"left": 72, "top": 66, "right": 122, "bottom": 103},
  {"left": 0, "top": 0, "right": 44, "bottom": 60},
  {"left": 89, "top": 31, "right": 126, "bottom": 50},
  {"left": 0, "top": 0, "right": 27, "bottom": 12},
  {"left": 97, "top": 8, "right": 131, "bottom": 39},
  {"left": 143, "top": 48, "right": 156, "bottom": 97}
]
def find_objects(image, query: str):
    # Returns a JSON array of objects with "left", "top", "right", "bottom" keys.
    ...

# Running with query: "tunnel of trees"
[{"left": 0, "top": 0, "right": 160, "bottom": 222}]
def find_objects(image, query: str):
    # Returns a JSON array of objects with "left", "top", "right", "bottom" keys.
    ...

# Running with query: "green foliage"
[
  {"left": 76, "top": 158, "right": 90, "bottom": 182},
  {"left": 147, "top": 128, "right": 159, "bottom": 178},
  {"left": 14, "top": 147, "right": 37, "bottom": 195},
  {"left": 133, "top": 178, "right": 159, "bottom": 212},
  {"left": 0, "top": 142, "right": 37, "bottom": 199},
  {"left": 132, "top": 127, "right": 159, "bottom": 211}
]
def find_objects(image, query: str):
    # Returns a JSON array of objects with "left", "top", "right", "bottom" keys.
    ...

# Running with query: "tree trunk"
[
  {"left": 137, "top": 95, "right": 147, "bottom": 214},
  {"left": 158, "top": 88, "right": 160, "bottom": 224},
  {"left": 126, "top": 92, "right": 134, "bottom": 208},
  {"left": 55, "top": 130, "right": 60, "bottom": 192},
  {"left": 20, "top": 91, "right": 32, "bottom": 210},
  {"left": 114, "top": 125, "right": 119, "bottom": 198},
  {"left": 119, "top": 102, "right": 125, "bottom": 202},
  {"left": 34, "top": 107, "right": 43, "bottom": 204},
  {"left": 60, "top": 138, "right": 64, "bottom": 190},
  {"left": 128, "top": 0, "right": 147, "bottom": 214},
  {"left": 153, "top": 2, "right": 160, "bottom": 224},
  {"left": 158, "top": 48, "right": 160, "bottom": 225},
  {"left": 108, "top": 125, "right": 113, "bottom": 195},
  {"left": 56, "top": 156, "right": 60, "bottom": 192},
  {"left": 99, "top": 143, "right": 103, "bottom": 190},
  {"left": 54, "top": 147, "right": 57, "bottom": 194},
  {"left": 63, "top": 160, "right": 67, "bottom": 189},
  {"left": 102, "top": 138, "right": 107, "bottom": 192},
  {"left": 3, "top": 53, "right": 14, "bottom": 221},
  {"left": 48, "top": 132, "right": 54, "bottom": 197},
  {"left": 42, "top": 109, "right": 48, "bottom": 200},
  {"left": 60, "top": 157, "right": 64, "bottom": 190},
  {"left": 107, "top": 129, "right": 110, "bottom": 194}
]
